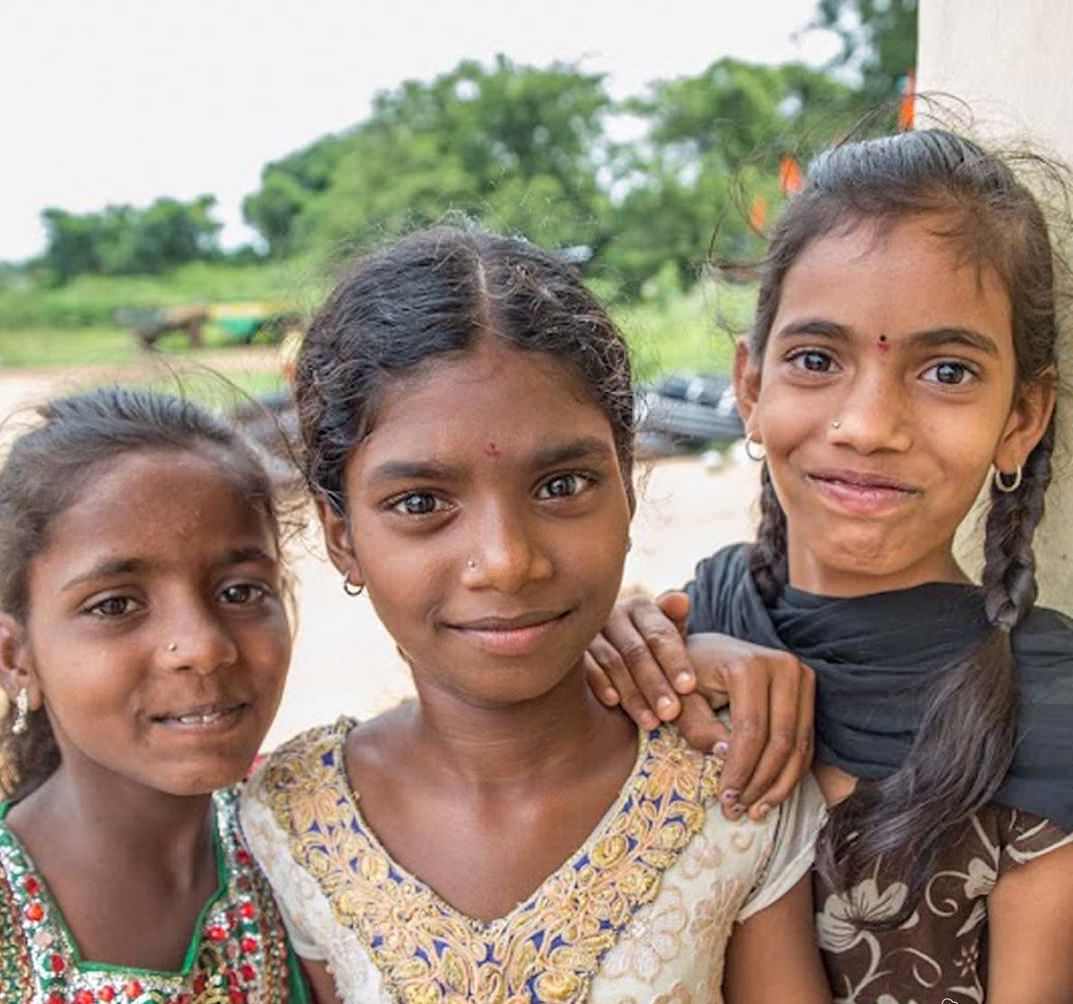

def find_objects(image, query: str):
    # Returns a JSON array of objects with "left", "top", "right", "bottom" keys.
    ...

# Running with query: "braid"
[
  {"left": 749, "top": 461, "right": 789, "bottom": 604},
  {"left": 982, "top": 420, "right": 1055, "bottom": 631},
  {"left": 818, "top": 421, "right": 1056, "bottom": 927}
]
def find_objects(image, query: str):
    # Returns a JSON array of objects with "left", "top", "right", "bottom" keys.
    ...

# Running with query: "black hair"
[
  {"left": 294, "top": 224, "right": 635, "bottom": 510},
  {"left": 0, "top": 386, "right": 284, "bottom": 800},
  {"left": 740, "top": 128, "right": 1063, "bottom": 924}
]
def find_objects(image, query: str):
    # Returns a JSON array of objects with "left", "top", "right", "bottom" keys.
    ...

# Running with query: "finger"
[
  {"left": 736, "top": 660, "right": 802, "bottom": 807},
  {"left": 588, "top": 634, "right": 660, "bottom": 730},
  {"left": 603, "top": 608, "right": 685, "bottom": 721},
  {"left": 584, "top": 651, "right": 620, "bottom": 707},
  {"left": 655, "top": 590, "right": 690, "bottom": 637},
  {"left": 718, "top": 671, "right": 770, "bottom": 819},
  {"left": 749, "top": 666, "right": 816, "bottom": 819},
  {"left": 676, "top": 693, "right": 726, "bottom": 753}
]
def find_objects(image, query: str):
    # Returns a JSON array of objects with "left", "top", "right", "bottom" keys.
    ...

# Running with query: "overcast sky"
[{"left": 1, "top": 0, "right": 839, "bottom": 262}]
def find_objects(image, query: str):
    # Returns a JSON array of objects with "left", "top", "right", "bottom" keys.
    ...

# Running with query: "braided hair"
[{"left": 742, "top": 129, "right": 1062, "bottom": 923}]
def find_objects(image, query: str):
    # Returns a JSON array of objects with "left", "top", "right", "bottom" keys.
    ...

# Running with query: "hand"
[{"left": 586, "top": 593, "right": 815, "bottom": 820}]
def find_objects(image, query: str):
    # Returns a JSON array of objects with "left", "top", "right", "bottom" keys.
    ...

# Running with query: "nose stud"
[
  {"left": 466, "top": 559, "right": 478, "bottom": 570},
  {"left": 167, "top": 642, "right": 178, "bottom": 653},
  {"left": 831, "top": 419, "right": 842, "bottom": 430}
]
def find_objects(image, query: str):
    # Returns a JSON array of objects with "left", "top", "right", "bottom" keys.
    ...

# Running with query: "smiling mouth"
[
  {"left": 152, "top": 703, "right": 248, "bottom": 727},
  {"left": 445, "top": 610, "right": 572, "bottom": 656},
  {"left": 806, "top": 469, "right": 921, "bottom": 514}
]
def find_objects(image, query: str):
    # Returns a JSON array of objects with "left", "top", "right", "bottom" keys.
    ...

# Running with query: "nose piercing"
[
  {"left": 167, "top": 642, "right": 178, "bottom": 653},
  {"left": 831, "top": 419, "right": 842, "bottom": 429},
  {"left": 466, "top": 559, "right": 478, "bottom": 570}
]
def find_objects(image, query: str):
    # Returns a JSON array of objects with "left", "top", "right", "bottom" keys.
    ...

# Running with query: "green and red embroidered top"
[{"left": 0, "top": 788, "right": 309, "bottom": 1004}]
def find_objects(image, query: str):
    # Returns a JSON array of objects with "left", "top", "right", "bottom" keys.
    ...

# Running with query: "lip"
[
  {"left": 446, "top": 609, "right": 572, "bottom": 657},
  {"left": 150, "top": 701, "right": 250, "bottom": 733},
  {"left": 805, "top": 468, "right": 921, "bottom": 516}
]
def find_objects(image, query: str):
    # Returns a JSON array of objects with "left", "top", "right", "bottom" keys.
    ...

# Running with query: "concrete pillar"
[{"left": 918, "top": 0, "right": 1073, "bottom": 613}]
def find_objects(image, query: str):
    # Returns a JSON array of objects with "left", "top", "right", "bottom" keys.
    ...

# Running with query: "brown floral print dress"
[{"left": 814, "top": 805, "right": 1072, "bottom": 1003}]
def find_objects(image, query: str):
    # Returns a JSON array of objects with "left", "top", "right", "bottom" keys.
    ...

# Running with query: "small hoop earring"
[
  {"left": 744, "top": 437, "right": 766, "bottom": 462},
  {"left": 342, "top": 576, "right": 365, "bottom": 597},
  {"left": 12, "top": 688, "right": 29, "bottom": 736},
  {"left": 994, "top": 466, "right": 1023, "bottom": 493}
]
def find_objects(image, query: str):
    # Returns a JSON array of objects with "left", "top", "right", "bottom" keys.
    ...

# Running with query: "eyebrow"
[
  {"left": 365, "top": 437, "right": 616, "bottom": 485},
  {"left": 775, "top": 318, "right": 1000, "bottom": 355},
  {"left": 531, "top": 437, "right": 616, "bottom": 469},
  {"left": 60, "top": 546, "right": 276, "bottom": 592}
]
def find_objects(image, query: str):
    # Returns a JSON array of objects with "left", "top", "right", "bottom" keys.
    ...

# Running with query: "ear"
[
  {"left": 316, "top": 495, "right": 365, "bottom": 588},
  {"left": 733, "top": 340, "right": 763, "bottom": 438},
  {"left": 993, "top": 374, "right": 1057, "bottom": 475},
  {"left": 0, "top": 613, "right": 39, "bottom": 711}
]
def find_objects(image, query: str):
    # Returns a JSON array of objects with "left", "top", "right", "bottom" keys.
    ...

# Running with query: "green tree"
[
  {"left": 245, "top": 57, "right": 613, "bottom": 259},
  {"left": 241, "top": 135, "right": 347, "bottom": 257},
  {"left": 602, "top": 58, "right": 861, "bottom": 294},
  {"left": 40, "top": 195, "right": 221, "bottom": 282},
  {"left": 810, "top": 0, "right": 918, "bottom": 103}
]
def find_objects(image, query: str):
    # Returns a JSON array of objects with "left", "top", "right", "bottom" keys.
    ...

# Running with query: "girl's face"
[
  {"left": 322, "top": 338, "right": 632, "bottom": 708},
  {"left": 2, "top": 449, "right": 291, "bottom": 797},
  {"left": 737, "top": 214, "right": 1054, "bottom": 596}
]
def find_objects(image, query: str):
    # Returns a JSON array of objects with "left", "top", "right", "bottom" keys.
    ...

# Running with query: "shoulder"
[
  {"left": 244, "top": 718, "right": 353, "bottom": 803},
  {"left": 686, "top": 543, "right": 752, "bottom": 631}
]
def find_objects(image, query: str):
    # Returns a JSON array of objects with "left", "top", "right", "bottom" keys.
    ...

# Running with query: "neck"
[
  {"left": 787, "top": 537, "right": 971, "bottom": 597},
  {"left": 405, "top": 662, "right": 635, "bottom": 789},
  {"left": 19, "top": 765, "right": 215, "bottom": 889}
]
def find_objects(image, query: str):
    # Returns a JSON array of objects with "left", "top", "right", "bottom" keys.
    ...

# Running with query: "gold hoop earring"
[
  {"left": 12, "top": 688, "right": 29, "bottom": 736},
  {"left": 994, "top": 466, "right": 1023, "bottom": 493},
  {"left": 744, "top": 437, "right": 766, "bottom": 462},
  {"left": 342, "top": 576, "right": 365, "bottom": 597}
]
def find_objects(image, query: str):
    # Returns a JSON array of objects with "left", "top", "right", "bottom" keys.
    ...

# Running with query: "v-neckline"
[
  {"left": 330, "top": 716, "right": 649, "bottom": 933},
  {"left": 0, "top": 799, "right": 228, "bottom": 978}
]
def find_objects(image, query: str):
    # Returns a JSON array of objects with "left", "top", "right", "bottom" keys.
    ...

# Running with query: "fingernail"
[
  {"left": 729, "top": 803, "right": 746, "bottom": 819},
  {"left": 656, "top": 696, "right": 675, "bottom": 717},
  {"left": 674, "top": 671, "right": 692, "bottom": 689},
  {"left": 712, "top": 741, "right": 729, "bottom": 758},
  {"left": 641, "top": 712, "right": 660, "bottom": 730},
  {"left": 753, "top": 802, "right": 772, "bottom": 819},
  {"left": 721, "top": 788, "right": 740, "bottom": 804},
  {"left": 604, "top": 689, "right": 619, "bottom": 704}
]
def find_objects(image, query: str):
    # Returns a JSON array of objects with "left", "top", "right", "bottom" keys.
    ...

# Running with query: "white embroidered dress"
[{"left": 241, "top": 719, "right": 826, "bottom": 1004}]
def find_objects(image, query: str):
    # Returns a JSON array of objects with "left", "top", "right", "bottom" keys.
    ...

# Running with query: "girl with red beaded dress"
[{"left": 0, "top": 388, "right": 309, "bottom": 1004}]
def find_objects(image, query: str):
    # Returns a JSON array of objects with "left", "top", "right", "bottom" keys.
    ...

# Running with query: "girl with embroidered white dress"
[
  {"left": 0, "top": 388, "right": 309, "bottom": 1003},
  {"left": 239, "top": 226, "right": 831, "bottom": 1004}
]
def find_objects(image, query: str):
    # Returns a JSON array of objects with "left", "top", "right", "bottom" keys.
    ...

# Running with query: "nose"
[
  {"left": 829, "top": 366, "right": 913, "bottom": 454},
  {"left": 464, "top": 503, "right": 553, "bottom": 594},
  {"left": 161, "top": 597, "right": 239, "bottom": 676}
]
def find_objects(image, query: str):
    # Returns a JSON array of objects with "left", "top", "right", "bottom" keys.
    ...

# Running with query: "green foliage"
[
  {"left": 270, "top": 57, "right": 613, "bottom": 259},
  {"left": 0, "top": 259, "right": 309, "bottom": 330},
  {"left": 41, "top": 195, "right": 222, "bottom": 283},
  {"left": 811, "top": 0, "right": 919, "bottom": 103}
]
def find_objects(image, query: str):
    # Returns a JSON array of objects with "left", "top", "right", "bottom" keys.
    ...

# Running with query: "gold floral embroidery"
[{"left": 259, "top": 720, "right": 721, "bottom": 1004}]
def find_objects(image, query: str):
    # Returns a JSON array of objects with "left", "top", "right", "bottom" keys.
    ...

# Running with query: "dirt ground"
[{"left": 0, "top": 362, "right": 760, "bottom": 746}]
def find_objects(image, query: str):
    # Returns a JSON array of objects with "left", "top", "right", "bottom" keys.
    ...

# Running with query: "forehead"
[
  {"left": 39, "top": 449, "right": 275, "bottom": 566},
  {"left": 776, "top": 215, "right": 1013, "bottom": 342},
  {"left": 353, "top": 340, "right": 616, "bottom": 468}
]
